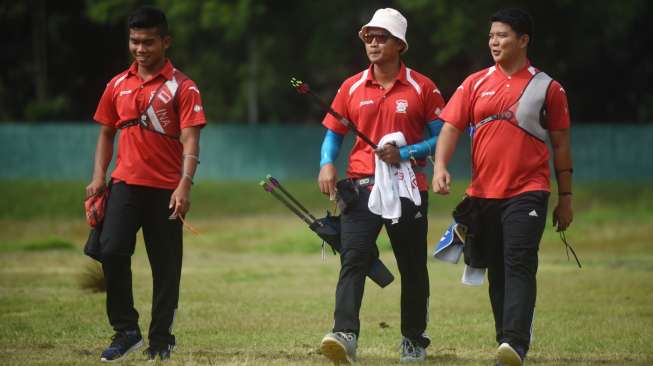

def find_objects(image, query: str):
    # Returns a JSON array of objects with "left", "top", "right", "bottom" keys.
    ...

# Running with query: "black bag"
[
  {"left": 453, "top": 196, "right": 487, "bottom": 268},
  {"left": 309, "top": 212, "right": 342, "bottom": 252},
  {"left": 83, "top": 180, "right": 112, "bottom": 263},
  {"left": 262, "top": 176, "right": 394, "bottom": 288},
  {"left": 335, "top": 179, "right": 359, "bottom": 214},
  {"left": 84, "top": 225, "right": 103, "bottom": 263}
]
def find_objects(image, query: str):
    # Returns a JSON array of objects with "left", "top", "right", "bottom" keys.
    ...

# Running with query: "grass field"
[{"left": 0, "top": 180, "right": 652, "bottom": 365}]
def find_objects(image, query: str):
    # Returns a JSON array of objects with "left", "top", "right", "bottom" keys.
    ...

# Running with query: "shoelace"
[
  {"left": 400, "top": 339, "right": 417, "bottom": 355},
  {"left": 560, "top": 231, "right": 582, "bottom": 268},
  {"left": 109, "top": 333, "right": 134, "bottom": 349},
  {"left": 336, "top": 332, "right": 355, "bottom": 342}
]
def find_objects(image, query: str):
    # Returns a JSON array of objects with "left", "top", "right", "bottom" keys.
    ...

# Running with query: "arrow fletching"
[
  {"left": 259, "top": 181, "right": 273, "bottom": 193},
  {"left": 290, "top": 77, "right": 310, "bottom": 94},
  {"left": 266, "top": 174, "right": 280, "bottom": 187}
]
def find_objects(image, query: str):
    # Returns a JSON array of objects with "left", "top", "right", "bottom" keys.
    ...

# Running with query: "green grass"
[
  {"left": 0, "top": 180, "right": 652, "bottom": 365},
  {"left": 0, "top": 237, "right": 76, "bottom": 253},
  {"left": 1, "top": 179, "right": 651, "bottom": 218}
]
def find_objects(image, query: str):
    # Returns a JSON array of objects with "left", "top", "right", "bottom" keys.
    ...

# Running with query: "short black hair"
[
  {"left": 127, "top": 6, "right": 169, "bottom": 36},
  {"left": 490, "top": 8, "right": 533, "bottom": 41}
]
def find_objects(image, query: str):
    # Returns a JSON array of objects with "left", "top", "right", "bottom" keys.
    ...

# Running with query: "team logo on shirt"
[
  {"left": 193, "top": 105, "right": 202, "bottom": 113},
  {"left": 395, "top": 99, "right": 408, "bottom": 113},
  {"left": 359, "top": 99, "right": 374, "bottom": 107}
]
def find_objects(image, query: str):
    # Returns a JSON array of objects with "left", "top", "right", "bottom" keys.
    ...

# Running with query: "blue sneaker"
[
  {"left": 145, "top": 344, "right": 174, "bottom": 361},
  {"left": 496, "top": 342, "right": 525, "bottom": 366},
  {"left": 100, "top": 330, "right": 144, "bottom": 362}
]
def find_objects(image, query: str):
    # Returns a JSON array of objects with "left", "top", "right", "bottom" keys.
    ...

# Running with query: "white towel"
[
  {"left": 368, "top": 132, "right": 421, "bottom": 223},
  {"left": 461, "top": 265, "right": 486, "bottom": 286}
]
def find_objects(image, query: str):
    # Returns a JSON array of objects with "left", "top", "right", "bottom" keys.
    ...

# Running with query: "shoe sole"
[
  {"left": 101, "top": 339, "right": 144, "bottom": 363},
  {"left": 496, "top": 343, "right": 522, "bottom": 366},
  {"left": 320, "top": 337, "right": 353, "bottom": 364},
  {"left": 400, "top": 355, "right": 426, "bottom": 363},
  {"left": 400, "top": 357, "right": 426, "bottom": 363}
]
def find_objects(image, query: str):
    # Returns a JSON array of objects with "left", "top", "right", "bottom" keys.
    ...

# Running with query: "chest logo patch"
[
  {"left": 395, "top": 99, "right": 408, "bottom": 113},
  {"left": 359, "top": 99, "right": 374, "bottom": 107},
  {"left": 119, "top": 89, "right": 132, "bottom": 96},
  {"left": 157, "top": 90, "right": 173, "bottom": 104},
  {"left": 480, "top": 91, "right": 496, "bottom": 97}
]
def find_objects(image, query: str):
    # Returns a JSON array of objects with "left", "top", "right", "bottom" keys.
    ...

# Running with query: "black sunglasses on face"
[{"left": 362, "top": 32, "right": 391, "bottom": 44}]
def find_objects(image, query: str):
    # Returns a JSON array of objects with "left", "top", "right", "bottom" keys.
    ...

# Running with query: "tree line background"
[{"left": 1, "top": 0, "right": 652, "bottom": 124}]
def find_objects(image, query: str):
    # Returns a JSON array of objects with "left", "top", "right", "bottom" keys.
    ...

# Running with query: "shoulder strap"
[
  {"left": 513, "top": 72, "right": 552, "bottom": 141},
  {"left": 119, "top": 70, "right": 187, "bottom": 140},
  {"left": 117, "top": 80, "right": 168, "bottom": 133},
  {"left": 140, "top": 71, "right": 184, "bottom": 139},
  {"left": 470, "top": 71, "right": 552, "bottom": 142}
]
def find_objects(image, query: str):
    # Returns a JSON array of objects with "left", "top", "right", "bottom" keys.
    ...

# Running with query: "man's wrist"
[
  {"left": 557, "top": 194, "right": 572, "bottom": 204},
  {"left": 179, "top": 174, "right": 194, "bottom": 188},
  {"left": 320, "top": 160, "right": 334, "bottom": 168},
  {"left": 92, "top": 174, "right": 106, "bottom": 182}
]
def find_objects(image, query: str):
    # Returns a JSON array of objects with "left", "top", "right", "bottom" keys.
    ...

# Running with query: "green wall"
[{"left": 1, "top": 123, "right": 651, "bottom": 181}]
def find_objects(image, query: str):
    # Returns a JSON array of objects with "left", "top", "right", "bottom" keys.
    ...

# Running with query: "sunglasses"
[{"left": 362, "top": 32, "right": 391, "bottom": 44}]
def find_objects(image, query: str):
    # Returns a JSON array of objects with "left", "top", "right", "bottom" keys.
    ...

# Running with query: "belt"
[
  {"left": 354, "top": 177, "right": 375, "bottom": 187},
  {"left": 354, "top": 164, "right": 423, "bottom": 188}
]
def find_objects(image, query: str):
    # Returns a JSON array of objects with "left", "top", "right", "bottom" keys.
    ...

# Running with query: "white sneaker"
[
  {"left": 496, "top": 342, "right": 523, "bottom": 366},
  {"left": 399, "top": 337, "right": 426, "bottom": 363},
  {"left": 320, "top": 332, "right": 357, "bottom": 364}
]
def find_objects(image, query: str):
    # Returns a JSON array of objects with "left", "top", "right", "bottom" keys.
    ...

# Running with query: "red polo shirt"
[
  {"left": 94, "top": 60, "right": 207, "bottom": 190},
  {"left": 440, "top": 62, "right": 570, "bottom": 198},
  {"left": 322, "top": 63, "right": 445, "bottom": 191}
]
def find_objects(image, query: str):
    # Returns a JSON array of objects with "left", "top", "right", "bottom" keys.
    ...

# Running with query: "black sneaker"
[
  {"left": 100, "top": 330, "right": 144, "bottom": 362},
  {"left": 145, "top": 344, "right": 174, "bottom": 361}
]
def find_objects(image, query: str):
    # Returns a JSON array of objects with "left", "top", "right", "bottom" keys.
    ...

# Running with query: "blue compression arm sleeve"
[
  {"left": 399, "top": 119, "right": 444, "bottom": 160},
  {"left": 320, "top": 129, "right": 344, "bottom": 167}
]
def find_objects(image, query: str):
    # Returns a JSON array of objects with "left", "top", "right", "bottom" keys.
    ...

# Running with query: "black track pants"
[
  {"left": 475, "top": 191, "right": 549, "bottom": 353},
  {"left": 100, "top": 181, "right": 183, "bottom": 347},
  {"left": 333, "top": 188, "right": 430, "bottom": 347}
]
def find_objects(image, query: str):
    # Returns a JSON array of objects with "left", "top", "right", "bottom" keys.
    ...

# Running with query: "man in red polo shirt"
[
  {"left": 433, "top": 8, "right": 573, "bottom": 366},
  {"left": 317, "top": 8, "right": 445, "bottom": 364},
  {"left": 85, "top": 6, "right": 206, "bottom": 363}
]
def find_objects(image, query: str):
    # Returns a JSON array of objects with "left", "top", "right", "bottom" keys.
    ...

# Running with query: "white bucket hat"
[{"left": 358, "top": 8, "right": 409, "bottom": 54}]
